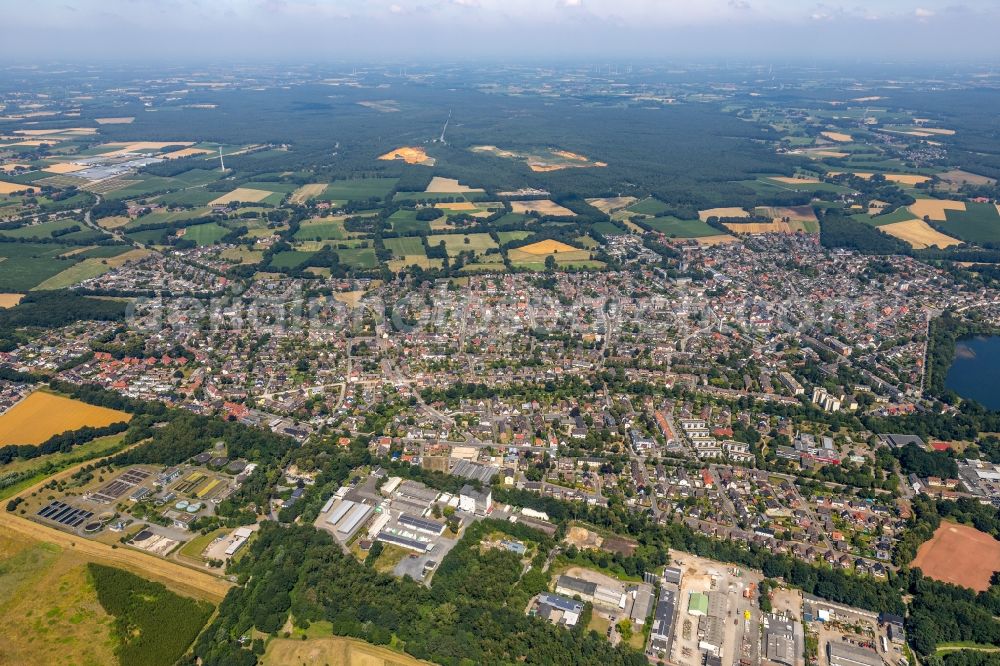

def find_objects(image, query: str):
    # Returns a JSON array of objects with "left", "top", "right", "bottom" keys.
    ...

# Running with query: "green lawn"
[
  {"left": 497, "top": 231, "right": 533, "bottom": 244},
  {"left": 155, "top": 189, "right": 219, "bottom": 207}
]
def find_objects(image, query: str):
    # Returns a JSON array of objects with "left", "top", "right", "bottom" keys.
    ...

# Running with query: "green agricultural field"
[
  {"left": 31, "top": 258, "right": 115, "bottom": 290},
  {"left": 591, "top": 221, "right": 626, "bottom": 236},
  {"left": 427, "top": 233, "right": 498, "bottom": 257},
  {"left": 854, "top": 207, "right": 916, "bottom": 227},
  {"left": 104, "top": 176, "right": 180, "bottom": 201},
  {"left": 181, "top": 222, "right": 230, "bottom": 245},
  {"left": 76, "top": 245, "right": 132, "bottom": 259},
  {"left": 243, "top": 181, "right": 298, "bottom": 194},
  {"left": 942, "top": 203, "right": 1000, "bottom": 244},
  {"left": 497, "top": 231, "right": 533, "bottom": 244},
  {"left": 394, "top": 191, "right": 471, "bottom": 203},
  {"left": 319, "top": 177, "right": 398, "bottom": 202},
  {"left": 384, "top": 236, "right": 426, "bottom": 257},
  {"left": 493, "top": 213, "right": 532, "bottom": 227},
  {"left": 0, "top": 218, "right": 84, "bottom": 240},
  {"left": 155, "top": 189, "right": 219, "bottom": 206},
  {"left": 170, "top": 169, "right": 223, "bottom": 187},
  {"left": 644, "top": 216, "right": 719, "bottom": 238},
  {"left": 389, "top": 209, "right": 430, "bottom": 234},
  {"left": 627, "top": 197, "right": 671, "bottom": 216},
  {"left": 269, "top": 250, "right": 315, "bottom": 269},
  {"left": 128, "top": 208, "right": 212, "bottom": 227},
  {"left": 0, "top": 255, "right": 83, "bottom": 291},
  {"left": 335, "top": 247, "right": 377, "bottom": 269},
  {"left": 294, "top": 218, "right": 348, "bottom": 241},
  {"left": 126, "top": 228, "right": 172, "bottom": 245}
]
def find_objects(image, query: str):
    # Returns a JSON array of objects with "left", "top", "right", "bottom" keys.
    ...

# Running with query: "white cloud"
[{"left": 915, "top": 7, "right": 934, "bottom": 18}]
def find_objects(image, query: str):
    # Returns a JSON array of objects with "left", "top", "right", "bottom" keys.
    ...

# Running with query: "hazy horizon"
[{"left": 3, "top": 0, "right": 1000, "bottom": 63}]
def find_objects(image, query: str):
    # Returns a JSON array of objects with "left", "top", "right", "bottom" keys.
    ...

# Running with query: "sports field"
[
  {"left": 0, "top": 391, "right": 132, "bottom": 445},
  {"left": 912, "top": 522, "right": 1000, "bottom": 592}
]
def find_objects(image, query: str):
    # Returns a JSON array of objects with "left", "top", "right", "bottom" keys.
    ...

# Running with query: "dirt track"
[{"left": 1, "top": 448, "right": 232, "bottom": 603}]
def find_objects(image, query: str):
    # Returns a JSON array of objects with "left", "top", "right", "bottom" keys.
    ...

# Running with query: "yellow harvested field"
[
  {"left": 509, "top": 200, "right": 575, "bottom": 216},
  {"left": 209, "top": 188, "right": 273, "bottom": 206},
  {"left": 820, "top": 131, "right": 853, "bottom": 142},
  {"left": 769, "top": 176, "right": 820, "bottom": 184},
  {"left": 0, "top": 391, "right": 132, "bottom": 446},
  {"left": 724, "top": 220, "right": 795, "bottom": 234},
  {"left": 263, "top": 636, "right": 434, "bottom": 666},
  {"left": 829, "top": 171, "right": 930, "bottom": 186},
  {"left": 104, "top": 141, "right": 195, "bottom": 155},
  {"left": 425, "top": 176, "right": 483, "bottom": 193},
  {"left": 938, "top": 170, "right": 995, "bottom": 187},
  {"left": 96, "top": 215, "right": 131, "bottom": 229},
  {"left": 697, "top": 234, "right": 740, "bottom": 246},
  {"left": 0, "top": 180, "right": 37, "bottom": 195},
  {"left": 699, "top": 207, "right": 749, "bottom": 221},
  {"left": 161, "top": 147, "right": 214, "bottom": 160},
  {"left": 809, "top": 150, "right": 848, "bottom": 158},
  {"left": 586, "top": 196, "right": 637, "bottom": 214},
  {"left": 908, "top": 199, "right": 966, "bottom": 221},
  {"left": 880, "top": 219, "right": 962, "bottom": 249},
  {"left": 95, "top": 116, "right": 135, "bottom": 124},
  {"left": 435, "top": 201, "right": 477, "bottom": 211},
  {"left": 514, "top": 239, "right": 578, "bottom": 255},
  {"left": 377, "top": 146, "right": 434, "bottom": 166},
  {"left": 0, "top": 163, "right": 29, "bottom": 172},
  {"left": 42, "top": 162, "right": 88, "bottom": 174},
  {"left": 915, "top": 127, "right": 955, "bottom": 135},
  {"left": 0, "top": 293, "right": 24, "bottom": 308},
  {"left": 758, "top": 206, "right": 819, "bottom": 223},
  {"left": 289, "top": 183, "right": 328, "bottom": 204}
]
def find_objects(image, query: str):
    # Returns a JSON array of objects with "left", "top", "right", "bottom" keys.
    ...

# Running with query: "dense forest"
[
  {"left": 89, "top": 563, "right": 215, "bottom": 666},
  {"left": 818, "top": 211, "right": 911, "bottom": 255}
]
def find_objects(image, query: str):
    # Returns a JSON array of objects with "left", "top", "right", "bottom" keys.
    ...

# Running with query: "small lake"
[{"left": 945, "top": 336, "right": 1000, "bottom": 410}]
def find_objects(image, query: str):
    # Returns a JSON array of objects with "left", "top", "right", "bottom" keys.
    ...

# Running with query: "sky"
[{"left": 3, "top": 0, "right": 999, "bottom": 62}]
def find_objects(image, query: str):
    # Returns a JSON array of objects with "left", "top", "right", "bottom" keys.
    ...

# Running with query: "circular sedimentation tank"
[
  {"left": 174, "top": 500, "right": 190, "bottom": 510},
  {"left": 186, "top": 502, "right": 202, "bottom": 513}
]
